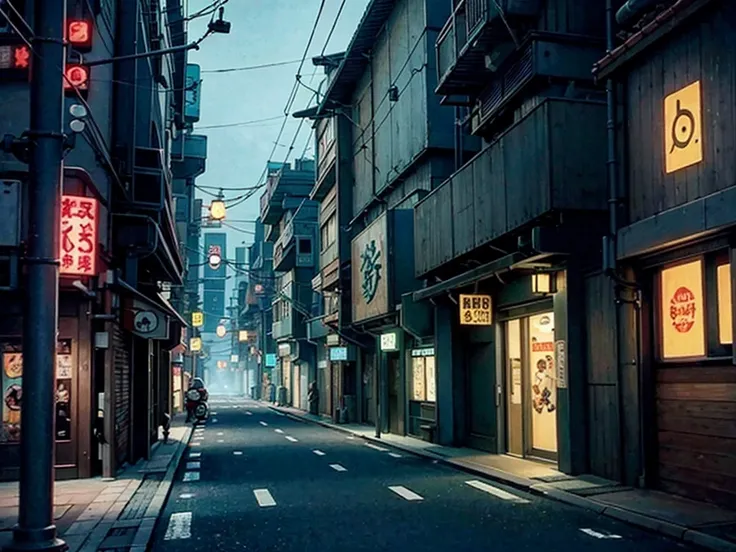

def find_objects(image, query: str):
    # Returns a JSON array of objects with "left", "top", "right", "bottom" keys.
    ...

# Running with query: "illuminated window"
[
  {"left": 660, "top": 260, "right": 706, "bottom": 359},
  {"left": 717, "top": 263, "right": 732, "bottom": 345},
  {"left": 410, "top": 353, "right": 436, "bottom": 402}
]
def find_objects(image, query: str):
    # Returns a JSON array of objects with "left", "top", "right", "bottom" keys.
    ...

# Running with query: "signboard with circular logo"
[{"left": 134, "top": 310, "right": 159, "bottom": 334}]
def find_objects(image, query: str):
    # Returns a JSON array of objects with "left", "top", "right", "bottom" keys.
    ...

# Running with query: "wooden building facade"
[{"left": 596, "top": 0, "right": 736, "bottom": 509}]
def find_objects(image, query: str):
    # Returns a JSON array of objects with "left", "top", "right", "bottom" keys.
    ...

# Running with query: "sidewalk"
[
  {"left": 0, "top": 416, "right": 192, "bottom": 552},
  {"left": 270, "top": 403, "right": 736, "bottom": 552}
]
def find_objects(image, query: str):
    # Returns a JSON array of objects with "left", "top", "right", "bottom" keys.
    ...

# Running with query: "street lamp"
[
  {"left": 209, "top": 190, "right": 226, "bottom": 221},
  {"left": 216, "top": 324, "right": 227, "bottom": 338},
  {"left": 208, "top": 251, "right": 222, "bottom": 269}
]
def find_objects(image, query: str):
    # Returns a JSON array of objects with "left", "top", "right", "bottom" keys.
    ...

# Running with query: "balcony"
[
  {"left": 172, "top": 134, "right": 207, "bottom": 180},
  {"left": 414, "top": 99, "right": 607, "bottom": 277},
  {"left": 311, "top": 118, "right": 337, "bottom": 201},
  {"left": 435, "top": 0, "right": 542, "bottom": 97},
  {"left": 273, "top": 217, "right": 317, "bottom": 272},
  {"left": 259, "top": 159, "right": 315, "bottom": 225}
]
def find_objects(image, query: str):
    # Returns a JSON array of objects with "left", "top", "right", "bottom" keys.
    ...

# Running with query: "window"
[
  {"left": 298, "top": 238, "right": 312, "bottom": 255},
  {"left": 320, "top": 213, "right": 337, "bottom": 252},
  {"left": 658, "top": 255, "right": 733, "bottom": 360},
  {"left": 410, "top": 354, "right": 436, "bottom": 402}
]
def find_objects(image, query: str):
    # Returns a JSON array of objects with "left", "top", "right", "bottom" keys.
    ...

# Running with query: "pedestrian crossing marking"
[
  {"left": 164, "top": 512, "right": 192, "bottom": 540},
  {"left": 330, "top": 464, "right": 347, "bottom": 472},
  {"left": 253, "top": 489, "right": 276, "bottom": 507},
  {"left": 183, "top": 471, "right": 200, "bottom": 482}
]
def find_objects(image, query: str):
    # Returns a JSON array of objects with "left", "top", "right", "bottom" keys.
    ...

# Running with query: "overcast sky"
[{"left": 186, "top": 0, "right": 368, "bottom": 274}]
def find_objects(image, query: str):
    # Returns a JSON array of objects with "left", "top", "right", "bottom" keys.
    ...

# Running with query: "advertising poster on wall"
[
  {"left": 56, "top": 339, "right": 73, "bottom": 441},
  {"left": 529, "top": 313, "right": 557, "bottom": 453},
  {"left": 1, "top": 347, "right": 22, "bottom": 443}
]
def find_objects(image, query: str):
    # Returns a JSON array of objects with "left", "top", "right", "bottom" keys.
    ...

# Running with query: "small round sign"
[{"left": 134, "top": 310, "right": 159, "bottom": 334}]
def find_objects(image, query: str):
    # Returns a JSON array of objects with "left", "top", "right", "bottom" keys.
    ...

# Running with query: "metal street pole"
[{"left": 7, "top": 1, "right": 67, "bottom": 551}]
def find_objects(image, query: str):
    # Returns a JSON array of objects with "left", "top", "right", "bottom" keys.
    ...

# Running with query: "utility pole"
[{"left": 7, "top": 1, "right": 67, "bottom": 551}]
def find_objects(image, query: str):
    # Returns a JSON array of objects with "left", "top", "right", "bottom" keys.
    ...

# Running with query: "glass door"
[
  {"left": 528, "top": 312, "right": 557, "bottom": 456},
  {"left": 505, "top": 319, "right": 523, "bottom": 456}
]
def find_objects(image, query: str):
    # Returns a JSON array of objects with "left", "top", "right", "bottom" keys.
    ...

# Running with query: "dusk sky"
[{"left": 186, "top": 0, "right": 369, "bottom": 279}]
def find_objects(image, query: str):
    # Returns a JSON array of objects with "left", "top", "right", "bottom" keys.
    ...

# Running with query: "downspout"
[{"left": 603, "top": 0, "right": 646, "bottom": 487}]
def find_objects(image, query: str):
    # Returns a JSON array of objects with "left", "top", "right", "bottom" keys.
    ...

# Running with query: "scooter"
[{"left": 185, "top": 387, "right": 209, "bottom": 424}]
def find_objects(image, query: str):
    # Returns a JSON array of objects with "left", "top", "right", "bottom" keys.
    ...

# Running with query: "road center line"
[
  {"left": 190, "top": 442, "right": 201, "bottom": 447},
  {"left": 389, "top": 486, "right": 423, "bottom": 501},
  {"left": 366, "top": 443, "right": 390, "bottom": 452},
  {"left": 580, "top": 529, "right": 622, "bottom": 540},
  {"left": 217, "top": 432, "right": 224, "bottom": 436},
  {"left": 164, "top": 512, "right": 192, "bottom": 540},
  {"left": 285, "top": 436, "right": 298, "bottom": 442},
  {"left": 183, "top": 471, "right": 200, "bottom": 482},
  {"left": 313, "top": 450, "right": 326, "bottom": 456},
  {"left": 245, "top": 411, "right": 253, "bottom": 415},
  {"left": 189, "top": 452, "right": 201, "bottom": 458},
  {"left": 388, "top": 452, "right": 402, "bottom": 458},
  {"left": 329, "top": 464, "right": 347, "bottom": 472},
  {"left": 259, "top": 421, "right": 268, "bottom": 427},
  {"left": 253, "top": 489, "right": 276, "bottom": 507},
  {"left": 217, "top": 439, "right": 224, "bottom": 443},
  {"left": 185, "top": 461, "right": 201, "bottom": 470},
  {"left": 465, "top": 480, "right": 530, "bottom": 503},
  {"left": 274, "top": 429, "right": 284, "bottom": 434},
  {"left": 179, "top": 493, "right": 195, "bottom": 499},
  {"left": 233, "top": 451, "right": 243, "bottom": 456}
]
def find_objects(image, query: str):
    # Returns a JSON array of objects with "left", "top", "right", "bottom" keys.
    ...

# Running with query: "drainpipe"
[{"left": 604, "top": 0, "right": 646, "bottom": 487}]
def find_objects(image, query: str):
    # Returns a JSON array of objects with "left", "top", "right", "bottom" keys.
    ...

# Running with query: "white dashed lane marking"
[
  {"left": 285, "top": 436, "right": 298, "bottom": 442},
  {"left": 465, "top": 480, "right": 530, "bottom": 503},
  {"left": 329, "top": 464, "right": 347, "bottom": 472},
  {"left": 164, "top": 512, "right": 192, "bottom": 540},
  {"left": 313, "top": 450, "right": 326, "bottom": 456},
  {"left": 190, "top": 442, "right": 201, "bottom": 447},
  {"left": 259, "top": 421, "right": 268, "bottom": 427},
  {"left": 217, "top": 432, "right": 224, "bottom": 436},
  {"left": 185, "top": 462, "right": 200, "bottom": 470},
  {"left": 183, "top": 471, "right": 200, "bottom": 482},
  {"left": 388, "top": 452, "right": 402, "bottom": 458},
  {"left": 366, "top": 443, "right": 390, "bottom": 452},
  {"left": 253, "top": 489, "right": 276, "bottom": 507},
  {"left": 580, "top": 529, "right": 622, "bottom": 540},
  {"left": 274, "top": 429, "right": 284, "bottom": 434},
  {"left": 217, "top": 439, "right": 224, "bottom": 443},
  {"left": 189, "top": 452, "right": 201, "bottom": 458},
  {"left": 389, "top": 486, "right": 423, "bottom": 501},
  {"left": 179, "top": 493, "right": 195, "bottom": 499},
  {"left": 233, "top": 451, "right": 243, "bottom": 456},
  {"left": 245, "top": 411, "right": 253, "bottom": 415}
]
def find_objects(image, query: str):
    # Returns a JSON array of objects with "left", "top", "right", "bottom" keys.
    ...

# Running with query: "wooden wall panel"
[
  {"left": 625, "top": 4, "right": 736, "bottom": 223},
  {"left": 655, "top": 364, "right": 736, "bottom": 509}
]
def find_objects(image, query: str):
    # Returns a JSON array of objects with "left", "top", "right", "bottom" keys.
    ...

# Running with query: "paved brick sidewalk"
[{"left": 0, "top": 416, "right": 192, "bottom": 552}]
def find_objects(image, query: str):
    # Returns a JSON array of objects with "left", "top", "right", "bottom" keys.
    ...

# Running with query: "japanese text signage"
[
  {"left": 60, "top": 195, "right": 98, "bottom": 277},
  {"left": 351, "top": 213, "right": 389, "bottom": 323},
  {"left": 191, "top": 311, "right": 203, "bottom": 327},
  {"left": 380, "top": 331, "right": 399, "bottom": 352},
  {"left": 664, "top": 81, "right": 703, "bottom": 174},
  {"left": 459, "top": 294, "right": 492, "bottom": 326},
  {"left": 189, "top": 337, "right": 202, "bottom": 352}
]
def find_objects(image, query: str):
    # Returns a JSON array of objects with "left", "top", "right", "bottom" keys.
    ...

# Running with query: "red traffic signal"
[
  {"left": 64, "top": 64, "right": 90, "bottom": 93},
  {"left": 67, "top": 20, "right": 93, "bottom": 50}
]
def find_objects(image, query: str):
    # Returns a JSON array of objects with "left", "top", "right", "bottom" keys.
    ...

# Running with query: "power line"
[
  {"left": 201, "top": 59, "right": 302, "bottom": 74},
  {"left": 84, "top": 0, "right": 114, "bottom": 54},
  {"left": 195, "top": 115, "right": 283, "bottom": 130},
  {"left": 320, "top": 0, "right": 347, "bottom": 56}
]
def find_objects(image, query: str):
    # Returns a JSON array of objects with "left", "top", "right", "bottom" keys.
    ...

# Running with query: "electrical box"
[{"left": 0, "top": 180, "right": 21, "bottom": 247}]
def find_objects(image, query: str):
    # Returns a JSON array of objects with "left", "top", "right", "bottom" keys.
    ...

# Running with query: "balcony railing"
[{"left": 414, "top": 99, "right": 607, "bottom": 277}]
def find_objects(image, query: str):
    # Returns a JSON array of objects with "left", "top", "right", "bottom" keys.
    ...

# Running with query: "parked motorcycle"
[{"left": 185, "top": 377, "right": 209, "bottom": 424}]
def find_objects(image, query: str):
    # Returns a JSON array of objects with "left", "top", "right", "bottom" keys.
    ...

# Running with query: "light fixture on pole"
[
  {"left": 216, "top": 324, "right": 227, "bottom": 338},
  {"left": 209, "top": 190, "right": 226, "bottom": 221},
  {"left": 208, "top": 251, "right": 222, "bottom": 270}
]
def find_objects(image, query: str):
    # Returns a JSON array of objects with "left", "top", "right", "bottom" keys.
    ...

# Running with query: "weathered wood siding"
[
  {"left": 351, "top": 0, "right": 454, "bottom": 216},
  {"left": 414, "top": 99, "right": 607, "bottom": 276},
  {"left": 625, "top": 3, "right": 736, "bottom": 223},
  {"left": 584, "top": 272, "right": 621, "bottom": 481},
  {"left": 655, "top": 364, "right": 736, "bottom": 509}
]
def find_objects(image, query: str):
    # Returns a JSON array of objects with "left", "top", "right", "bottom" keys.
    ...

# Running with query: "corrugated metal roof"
[{"left": 317, "top": 0, "right": 396, "bottom": 114}]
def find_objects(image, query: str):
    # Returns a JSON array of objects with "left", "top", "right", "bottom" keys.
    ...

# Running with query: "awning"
[{"left": 115, "top": 278, "right": 188, "bottom": 333}]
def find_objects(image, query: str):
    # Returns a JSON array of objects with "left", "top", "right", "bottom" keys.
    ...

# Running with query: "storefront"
[
  {"left": 642, "top": 247, "right": 736, "bottom": 508},
  {"left": 502, "top": 310, "right": 557, "bottom": 460},
  {"left": 408, "top": 345, "right": 436, "bottom": 440}
]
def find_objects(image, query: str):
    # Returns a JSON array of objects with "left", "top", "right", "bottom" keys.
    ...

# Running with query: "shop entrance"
[
  {"left": 504, "top": 312, "right": 558, "bottom": 460},
  {"left": 387, "top": 354, "right": 401, "bottom": 434}
]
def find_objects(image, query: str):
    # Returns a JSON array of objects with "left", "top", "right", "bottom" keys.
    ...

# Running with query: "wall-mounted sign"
[
  {"left": 191, "top": 311, "right": 203, "bottom": 327},
  {"left": 128, "top": 300, "right": 169, "bottom": 340},
  {"left": 380, "top": 331, "right": 399, "bottom": 352},
  {"left": 459, "top": 294, "right": 492, "bottom": 326},
  {"left": 352, "top": 213, "right": 389, "bottom": 322},
  {"left": 412, "top": 347, "right": 435, "bottom": 357},
  {"left": 134, "top": 311, "right": 159, "bottom": 334},
  {"left": 238, "top": 330, "right": 249, "bottom": 342},
  {"left": 190, "top": 337, "right": 202, "bottom": 352},
  {"left": 60, "top": 195, "right": 99, "bottom": 277},
  {"left": 231, "top": 354, "right": 239, "bottom": 363},
  {"left": 265, "top": 353, "right": 277, "bottom": 367},
  {"left": 185, "top": 64, "right": 201, "bottom": 123},
  {"left": 555, "top": 340, "right": 567, "bottom": 389},
  {"left": 664, "top": 80, "right": 702, "bottom": 174},
  {"left": 329, "top": 346, "right": 348, "bottom": 361},
  {"left": 326, "top": 334, "right": 340, "bottom": 346},
  {"left": 278, "top": 343, "right": 291, "bottom": 357}
]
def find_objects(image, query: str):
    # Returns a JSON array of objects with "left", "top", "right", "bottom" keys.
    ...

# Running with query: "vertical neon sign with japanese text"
[{"left": 60, "top": 195, "right": 99, "bottom": 277}]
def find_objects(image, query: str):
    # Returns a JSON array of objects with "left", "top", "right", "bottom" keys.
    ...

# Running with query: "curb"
[
  {"left": 130, "top": 424, "right": 193, "bottom": 552},
  {"left": 268, "top": 404, "right": 736, "bottom": 552}
]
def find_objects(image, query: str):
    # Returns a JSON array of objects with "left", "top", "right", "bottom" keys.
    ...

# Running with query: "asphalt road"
[{"left": 152, "top": 397, "right": 692, "bottom": 552}]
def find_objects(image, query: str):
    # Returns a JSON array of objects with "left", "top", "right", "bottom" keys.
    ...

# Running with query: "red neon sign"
[
  {"left": 68, "top": 20, "right": 92, "bottom": 48},
  {"left": 13, "top": 46, "right": 29, "bottom": 69},
  {"left": 63, "top": 64, "right": 89, "bottom": 90},
  {"left": 60, "top": 195, "right": 99, "bottom": 277}
]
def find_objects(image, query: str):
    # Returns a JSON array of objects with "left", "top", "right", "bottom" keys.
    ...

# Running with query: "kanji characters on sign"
[{"left": 60, "top": 195, "right": 99, "bottom": 277}]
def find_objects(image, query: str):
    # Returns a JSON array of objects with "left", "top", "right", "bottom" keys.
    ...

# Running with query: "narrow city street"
[{"left": 152, "top": 397, "right": 692, "bottom": 552}]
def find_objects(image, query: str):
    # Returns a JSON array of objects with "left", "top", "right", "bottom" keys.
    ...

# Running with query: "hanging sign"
[
  {"left": 189, "top": 337, "right": 202, "bottom": 352},
  {"left": 555, "top": 340, "right": 567, "bottom": 389},
  {"left": 664, "top": 80, "right": 703, "bottom": 174},
  {"left": 380, "top": 331, "right": 399, "bottom": 352},
  {"left": 459, "top": 294, "right": 492, "bottom": 326},
  {"left": 191, "top": 311, "right": 203, "bottom": 327},
  {"left": 60, "top": 195, "right": 99, "bottom": 277}
]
